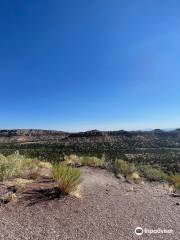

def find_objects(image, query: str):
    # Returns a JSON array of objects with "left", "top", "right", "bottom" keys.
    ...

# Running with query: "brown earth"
[{"left": 0, "top": 167, "right": 179, "bottom": 240}]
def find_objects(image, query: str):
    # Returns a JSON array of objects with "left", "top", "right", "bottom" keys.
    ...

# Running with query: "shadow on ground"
[{"left": 21, "top": 186, "right": 65, "bottom": 206}]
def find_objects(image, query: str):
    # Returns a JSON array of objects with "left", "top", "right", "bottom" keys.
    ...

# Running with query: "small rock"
[
  {"left": 172, "top": 193, "right": 180, "bottom": 197},
  {"left": 127, "top": 186, "right": 134, "bottom": 192},
  {"left": 0, "top": 191, "right": 17, "bottom": 204},
  {"left": 116, "top": 173, "right": 125, "bottom": 181},
  {"left": 176, "top": 202, "right": 180, "bottom": 205}
]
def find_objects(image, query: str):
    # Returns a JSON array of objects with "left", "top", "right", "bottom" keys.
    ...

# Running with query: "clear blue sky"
[{"left": 0, "top": 0, "right": 180, "bottom": 131}]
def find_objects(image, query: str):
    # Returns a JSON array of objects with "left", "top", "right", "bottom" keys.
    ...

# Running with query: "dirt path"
[{"left": 0, "top": 166, "right": 179, "bottom": 240}]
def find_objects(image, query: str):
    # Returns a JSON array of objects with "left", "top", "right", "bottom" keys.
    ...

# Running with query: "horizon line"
[{"left": 0, "top": 127, "right": 179, "bottom": 133}]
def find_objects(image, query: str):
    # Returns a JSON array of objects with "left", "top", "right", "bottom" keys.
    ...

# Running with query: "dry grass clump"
[
  {"left": 64, "top": 155, "right": 106, "bottom": 168},
  {"left": 0, "top": 151, "right": 52, "bottom": 181},
  {"left": 169, "top": 174, "right": 180, "bottom": 190},
  {"left": 20, "top": 158, "right": 39, "bottom": 179},
  {"left": 0, "top": 152, "right": 24, "bottom": 181},
  {"left": 138, "top": 165, "right": 168, "bottom": 182},
  {"left": 21, "top": 158, "right": 52, "bottom": 179},
  {"left": 127, "top": 172, "right": 141, "bottom": 184},
  {"left": 114, "top": 160, "right": 178, "bottom": 188},
  {"left": 80, "top": 156, "right": 105, "bottom": 168},
  {"left": 52, "top": 163, "right": 82, "bottom": 195},
  {"left": 64, "top": 154, "right": 81, "bottom": 167},
  {"left": 38, "top": 161, "right": 52, "bottom": 169},
  {"left": 115, "top": 159, "right": 140, "bottom": 183},
  {"left": 115, "top": 159, "right": 136, "bottom": 177},
  {"left": 70, "top": 184, "right": 82, "bottom": 198}
]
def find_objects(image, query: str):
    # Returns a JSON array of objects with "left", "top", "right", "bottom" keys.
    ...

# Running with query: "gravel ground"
[{"left": 0, "top": 166, "right": 179, "bottom": 240}]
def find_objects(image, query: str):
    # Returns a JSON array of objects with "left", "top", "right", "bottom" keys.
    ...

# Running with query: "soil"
[{"left": 0, "top": 166, "right": 179, "bottom": 240}]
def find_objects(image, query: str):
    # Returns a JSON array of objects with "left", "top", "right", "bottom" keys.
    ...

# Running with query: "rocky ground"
[{"left": 0, "top": 166, "right": 179, "bottom": 240}]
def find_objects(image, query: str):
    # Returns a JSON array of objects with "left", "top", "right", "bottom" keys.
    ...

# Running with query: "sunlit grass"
[
  {"left": 0, "top": 151, "right": 52, "bottom": 181},
  {"left": 169, "top": 174, "right": 180, "bottom": 190},
  {"left": 115, "top": 159, "right": 136, "bottom": 177},
  {"left": 138, "top": 165, "right": 169, "bottom": 182},
  {"left": 80, "top": 156, "right": 105, "bottom": 168},
  {"left": 52, "top": 163, "right": 82, "bottom": 195}
]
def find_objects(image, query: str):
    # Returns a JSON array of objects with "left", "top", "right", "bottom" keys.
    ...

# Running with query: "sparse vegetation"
[
  {"left": 127, "top": 172, "right": 141, "bottom": 184},
  {"left": 0, "top": 129, "right": 180, "bottom": 174},
  {"left": 80, "top": 156, "right": 105, "bottom": 168},
  {"left": 0, "top": 152, "right": 51, "bottom": 181},
  {"left": 0, "top": 152, "right": 24, "bottom": 181},
  {"left": 0, "top": 149, "right": 179, "bottom": 200},
  {"left": 52, "top": 163, "right": 82, "bottom": 195},
  {"left": 64, "top": 154, "right": 81, "bottom": 167},
  {"left": 115, "top": 159, "right": 136, "bottom": 177},
  {"left": 169, "top": 174, "right": 180, "bottom": 190},
  {"left": 138, "top": 165, "right": 169, "bottom": 182},
  {"left": 64, "top": 154, "right": 105, "bottom": 168}
]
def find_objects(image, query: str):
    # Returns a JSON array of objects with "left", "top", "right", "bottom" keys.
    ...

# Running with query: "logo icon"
[{"left": 135, "top": 227, "right": 143, "bottom": 236}]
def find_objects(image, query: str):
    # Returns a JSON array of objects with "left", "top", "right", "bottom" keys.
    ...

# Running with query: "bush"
[
  {"left": 0, "top": 162, "right": 14, "bottom": 181},
  {"left": 64, "top": 154, "right": 81, "bottom": 167},
  {"left": 127, "top": 172, "right": 141, "bottom": 184},
  {"left": 115, "top": 159, "right": 136, "bottom": 177},
  {"left": 80, "top": 156, "right": 105, "bottom": 168},
  {"left": 169, "top": 174, "right": 180, "bottom": 190},
  {"left": 139, "top": 165, "right": 168, "bottom": 182},
  {"left": 0, "top": 152, "right": 24, "bottom": 181},
  {"left": 52, "top": 163, "right": 82, "bottom": 195},
  {"left": 0, "top": 152, "right": 51, "bottom": 181}
]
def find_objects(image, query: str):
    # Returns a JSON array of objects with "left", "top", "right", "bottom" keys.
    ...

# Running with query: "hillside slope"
[{"left": 1, "top": 129, "right": 180, "bottom": 148}]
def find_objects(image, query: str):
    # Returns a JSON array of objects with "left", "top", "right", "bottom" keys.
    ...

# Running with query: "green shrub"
[
  {"left": 139, "top": 165, "right": 168, "bottom": 182},
  {"left": 115, "top": 159, "right": 136, "bottom": 177},
  {"left": 64, "top": 154, "right": 81, "bottom": 167},
  {"left": 52, "top": 163, "right": 82, "bottom": 194},
  {"left": 80, "top": 156, "right": 105, "bottom": 168},
  {"left": 169, "top": 174, "right": 180, "bottom": 190},
  {"left": 0, "top": 162, "right": 13, "bottom": 181},
  {"left": 0, "top": 152, "right": 23, "bottom": 181},
  {"left": 0, "top": 152, "right": 49, "bottom": 181},
  {"left": 127, "top": 172, "right": 141, "bottom": 184}
]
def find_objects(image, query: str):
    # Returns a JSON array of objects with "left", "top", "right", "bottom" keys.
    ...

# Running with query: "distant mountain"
[
  {"left": 0, "top": 128, "right": 180, "bottom": 148},
  {"left": 0, "top": 129, "right": 68, "bottom": 143}
]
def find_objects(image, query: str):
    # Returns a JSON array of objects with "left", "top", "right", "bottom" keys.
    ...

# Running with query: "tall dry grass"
[{"left": 52, "top": 163, "right": 82, "bottom": 194}]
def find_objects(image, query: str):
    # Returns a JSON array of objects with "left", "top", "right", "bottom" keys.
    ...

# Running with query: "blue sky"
[{"left": 0, "top": 0, "right": 180, "bottom": 131}]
